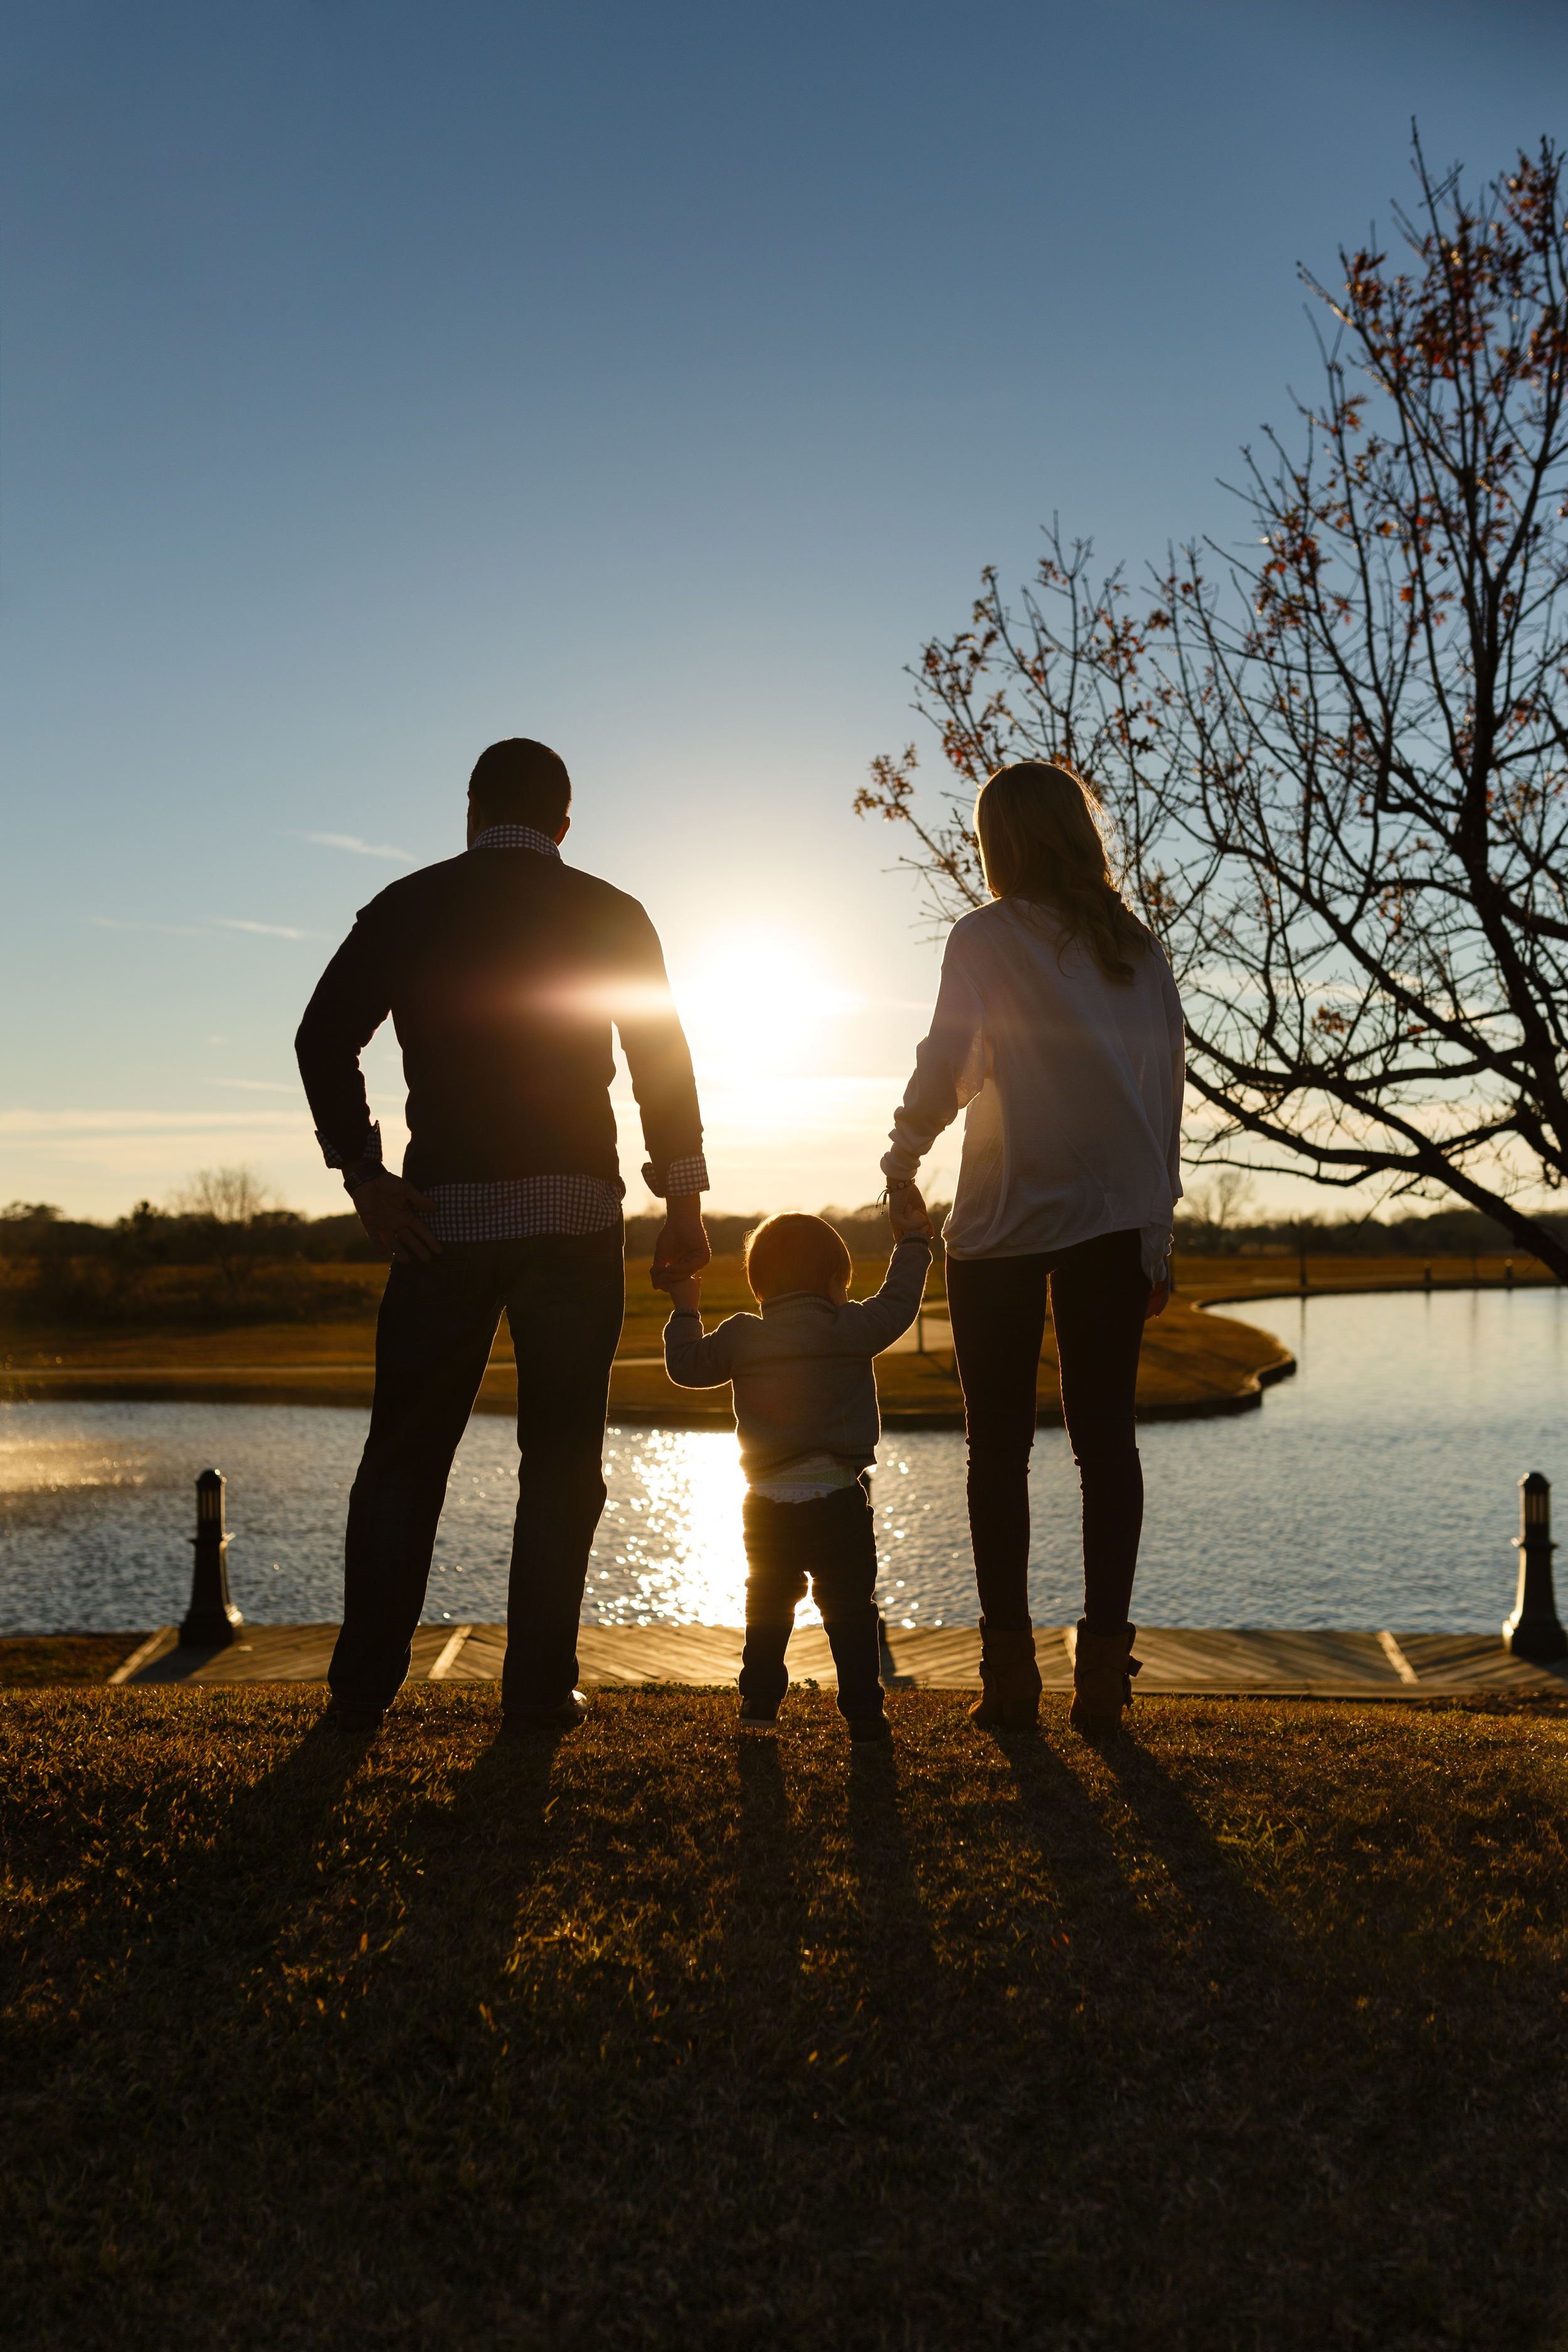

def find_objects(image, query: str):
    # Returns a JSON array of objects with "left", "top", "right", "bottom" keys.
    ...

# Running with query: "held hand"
[
  {"left": 665, "top": 1274, "right": 702, "bottom": 1315},
  {"left": 350, "top": 1173, "right": 441, "bottom": 1264},
  {"left": 1145, "top": 1277, "right": 1170, "bottom": 1322},
  {"left": 652, "top": 1195, "right": 711, "bottom": 1291},
  {"left": 889, "top": 1182, "right": 935, "bottom": 1242}
]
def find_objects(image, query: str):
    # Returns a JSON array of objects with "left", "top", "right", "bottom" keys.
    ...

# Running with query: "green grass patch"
[{"left": 4, "top": 1688, "right": 1567, "bottom": 2348}]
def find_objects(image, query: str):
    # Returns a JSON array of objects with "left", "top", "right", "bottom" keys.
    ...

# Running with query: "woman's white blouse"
[{"left": 883, "top": 899, "right": 1185, "bottom": 1279}]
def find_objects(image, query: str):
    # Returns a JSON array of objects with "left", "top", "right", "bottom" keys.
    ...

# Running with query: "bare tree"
[
  {"left": 170, "top": 1166, "right": 275, "bottom": 1226},
  {"left": 857, "top": 134, "right": 1568, "bottom": 1281},
  {"left": 168, "top": 1165, "right": 278, "bottom": 1296},
  {"left": 1187, "top": 1169, "right": 1257, "bottom": 1236}
]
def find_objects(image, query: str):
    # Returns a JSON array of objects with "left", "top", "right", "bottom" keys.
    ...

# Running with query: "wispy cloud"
[
  {"left": 303, "top": 832, "right": 414, "bottom": 862},
  {"left": 87, "top": 914, "right": 327, "bottom": 942},
  {"left": 215, "top": 918, "right": 325, "bottom": 941},
  {"left": 87, "top": 915, "right": 205, "bottom": 938},
  {"left": 0, "top": 1109, "right": 310, "bottom": 1136},
  {"left": 207, "top": 1079, "right": 299, "bottom": 1093}
]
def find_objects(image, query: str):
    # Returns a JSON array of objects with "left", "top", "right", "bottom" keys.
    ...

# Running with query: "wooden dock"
[{"left": 99, "top": 1621, "right": 1568, "bottom": 1698}]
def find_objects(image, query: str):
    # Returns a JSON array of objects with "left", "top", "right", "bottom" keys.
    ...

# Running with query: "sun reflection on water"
[
  {"left": 0, "top": 1436, "right": 153, "bottom": 1496},
  {"left": 586, "top": 1430, "right": 818, "bottom": 1624}
]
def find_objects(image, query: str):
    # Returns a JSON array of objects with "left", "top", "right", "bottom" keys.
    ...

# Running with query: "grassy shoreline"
[{"left": 4, "top": 1685, "right": 1567, "bottom": 2348}]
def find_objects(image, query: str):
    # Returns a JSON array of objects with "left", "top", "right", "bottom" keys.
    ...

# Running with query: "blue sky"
[{"left": 4, "top": 0, "right": 1564, "bottom": 1221}]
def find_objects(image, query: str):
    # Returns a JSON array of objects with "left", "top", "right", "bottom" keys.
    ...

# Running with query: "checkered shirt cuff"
[
  {"left": 640, "top": 1152, "right": 709, "bottom": 1199},
  {"left": 316, "top": 1120, "right": 383, "bottom": 1173}
]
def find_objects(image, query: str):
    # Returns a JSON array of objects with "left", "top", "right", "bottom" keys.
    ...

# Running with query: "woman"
[{"left": 884, "top": 761, "right": 1184, "bottom": 1735}]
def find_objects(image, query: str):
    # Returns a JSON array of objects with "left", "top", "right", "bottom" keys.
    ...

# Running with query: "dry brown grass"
[
  {"left": 4, "top": 1686, "right": 1567, "bottom": 2348},
  {"left": 0, "top": 1635, "right": 140, "bottom": 1685}
]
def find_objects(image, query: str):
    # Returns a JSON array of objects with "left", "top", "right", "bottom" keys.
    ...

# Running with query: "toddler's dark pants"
[
  {"left": 946, "top": 1226, "right": 1152, "bottom": 1639},
  {"left": 739, "top": 1478, "right": 885, "bottom": 1720}
]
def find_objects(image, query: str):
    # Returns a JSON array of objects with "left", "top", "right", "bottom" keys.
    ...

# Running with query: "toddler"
[{"left": 663, "top": 1210, "right": 933, "bottom": 1737}]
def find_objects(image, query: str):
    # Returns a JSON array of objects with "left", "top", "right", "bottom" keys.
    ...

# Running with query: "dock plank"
[
  {"left": 1393, "top": 1631, "right": 1568, "bottom": 1692},
  {"left": 129, "top": 1623, "right": 453, "bottom": 1686},
  {"left": 98, "top": 1622, "right": 1568, "bottom": 1697},
  {"left": 1128, "top": 1626, "right": 1401, "bottom": 1692}
]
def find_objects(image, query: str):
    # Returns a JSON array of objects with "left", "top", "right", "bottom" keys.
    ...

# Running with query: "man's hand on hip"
[
  {"left": 652, "top": 1193, "right": 710, "bottom": 1291},
  {"left": 350, "top": 1173, "right": 442, "bottom": 1264}
]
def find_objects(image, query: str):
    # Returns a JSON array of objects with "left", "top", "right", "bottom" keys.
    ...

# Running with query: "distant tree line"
[
  {"left": 0, "top": 1182, "right": 925, "bottom": 1331},
  {"left": 0, "top": 1199, "right": 379, "bottom": 1269},
  {"left": 6, "top": 1173, "right": 1552, "bottom": 1340},
  {"left": 1174, "top": 1200, "right": 1562, "bottom": 1259},
  {"left": 0, "top": 1171, "right": 382, "bottom": 1330}
]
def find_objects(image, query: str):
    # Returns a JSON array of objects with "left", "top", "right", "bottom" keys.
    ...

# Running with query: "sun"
[{"left": 670, "top": 935, "right": 856, "bottom": 1086}]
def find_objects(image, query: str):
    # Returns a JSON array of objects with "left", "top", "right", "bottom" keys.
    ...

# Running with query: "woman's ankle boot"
[
  {"left": 1069, "top": 1621, "right": 1142, "bottom": 1735},
  {"left": 968, "top": 1619, "right": 1042, "bottom": 1730}
]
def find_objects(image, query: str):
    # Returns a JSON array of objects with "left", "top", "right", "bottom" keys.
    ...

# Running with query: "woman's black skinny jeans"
[{"left": 946, "top": 1226, "right": 1150, "bottom": 1637}]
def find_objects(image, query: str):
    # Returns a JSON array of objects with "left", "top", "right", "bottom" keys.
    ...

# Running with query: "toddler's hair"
[{"left": 744, "top": 1212, "right": 852, "bottom": 1303}]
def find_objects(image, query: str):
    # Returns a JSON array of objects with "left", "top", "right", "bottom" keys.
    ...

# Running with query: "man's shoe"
[
  {"left": 500, "top": 1690, "right": 589, "bottom": 1735},
  {"left": 320, "top": 1700, "right": 384, "bottom": 1735},
  {"left": 847, "top": 1710, "right": 892, "bottom": 1744},
  {"left": 738, "top": 1697, "right": 780, "bottom": 1730}
]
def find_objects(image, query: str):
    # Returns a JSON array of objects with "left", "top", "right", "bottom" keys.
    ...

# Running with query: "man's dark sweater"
[{"left": 295, "top": 845, "right": 702, "bottom": 1192}]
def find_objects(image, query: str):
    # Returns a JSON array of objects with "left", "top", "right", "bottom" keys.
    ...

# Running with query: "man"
[{"left": 295, "top": 737, "right": 709, "bottom": 1733}]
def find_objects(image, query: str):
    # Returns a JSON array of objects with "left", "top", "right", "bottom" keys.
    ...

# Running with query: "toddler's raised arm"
[
  {"left": 836, "top": 1236, "right": 933, "bottom": 1356},
  {"left": 663, "top": 1303, "right": 741, "bottom": 1391}
]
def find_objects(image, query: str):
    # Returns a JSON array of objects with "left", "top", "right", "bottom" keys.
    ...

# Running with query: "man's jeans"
[{"left": 327, "top": 1225, "right": 625, "bottom": 1716}]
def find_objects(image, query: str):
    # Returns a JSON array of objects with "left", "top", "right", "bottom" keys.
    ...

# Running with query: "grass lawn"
[{"left": 4, "top": 1688, "right": 1567, "bottom": 2348}]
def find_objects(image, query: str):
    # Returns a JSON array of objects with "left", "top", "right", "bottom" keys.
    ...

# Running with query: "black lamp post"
[
  {"left": 179, "top": 1468, "right": 243, "bottom": 1648},
  {"left": 1503, "top": 1472, "right": 1567, "bottom": 1662}
]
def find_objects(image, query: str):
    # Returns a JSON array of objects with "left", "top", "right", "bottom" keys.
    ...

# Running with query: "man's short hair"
[
  {"left": 468, "top": 738, "right": 573, "bottom": 832},
  {"left": 744, "top": 1212, "right": 852, "bottom": 1303}
]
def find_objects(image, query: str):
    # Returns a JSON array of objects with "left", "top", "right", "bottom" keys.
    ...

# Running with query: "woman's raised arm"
[{"left": 882, "top": 943, "right": 987, "bottom": 1187}]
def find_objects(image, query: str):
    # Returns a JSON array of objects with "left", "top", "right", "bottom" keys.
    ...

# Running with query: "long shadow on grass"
[
  {"left": 6, "top": 1712, "right": 370, "bottom": 2090},
  {"left": 5, "top": 1700, "right": 383, "bottom": 2337},
  {"left": 986, "top": 1730, "right": 1156, "bottom": 1940},
  {"left": 733, "top": 1730, "right": 796, "bottom": 1927},
  {"left": 845, "top": 1741, "right": 933, "bottom": 1961},
  {"left": 1096, "top": 1729, "right": 1279, "bottom": 1962},
  {"left": 6, "top": 1706, "right": 576, "bottom": 2348}
]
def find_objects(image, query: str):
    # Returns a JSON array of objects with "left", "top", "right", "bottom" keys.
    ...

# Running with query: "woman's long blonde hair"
[{"left": 975, "top": 761, "right": 1149, "bottom": 984}]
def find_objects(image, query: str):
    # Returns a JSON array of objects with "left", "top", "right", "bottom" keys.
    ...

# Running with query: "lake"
[{"left": 1, "top": 1288, "right": 1563, "bottom": 1634}]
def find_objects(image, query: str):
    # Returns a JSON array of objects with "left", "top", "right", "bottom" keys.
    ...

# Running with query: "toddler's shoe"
[{"left": 738, "top": 1697, "right": 779, "bottom": 1730}]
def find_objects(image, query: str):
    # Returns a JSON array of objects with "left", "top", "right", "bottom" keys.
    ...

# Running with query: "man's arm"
[
  {"left": 612, "top": 905, "right": 711, "bottom": 1289},
  {"left": 295, "top": 918, "right": 440, "bottom": 1264}
]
